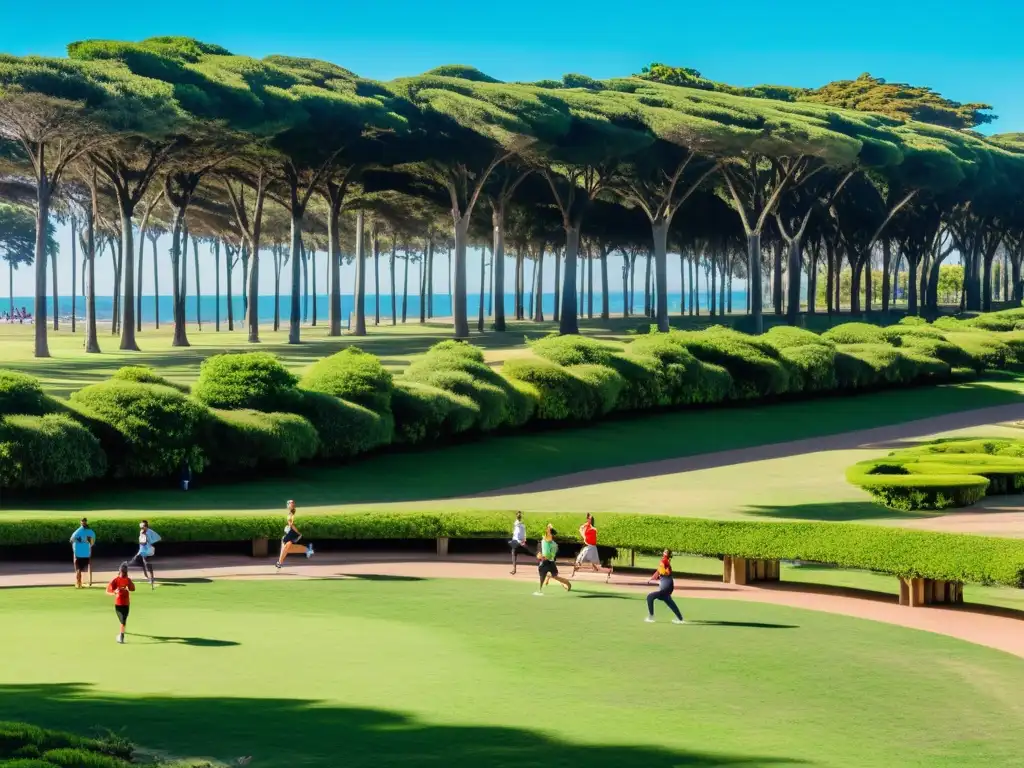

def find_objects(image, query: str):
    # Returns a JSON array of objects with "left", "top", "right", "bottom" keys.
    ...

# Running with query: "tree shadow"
[
  {"left": 742, "top": 501, "right": 932, "bottom": 522},
  {"left": 573, "top": 591, "right": 632, "bottom": 600},
  {"left": 0, "top": 684, "right": 806, "bottom": 768},
  {"left": 128, "top": 635, "right": 240, "bottom": 648}
]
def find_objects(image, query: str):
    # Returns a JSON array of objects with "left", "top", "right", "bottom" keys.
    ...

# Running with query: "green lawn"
[
  {"left": 7, "top": 374, "right": 1024, "bottom": 519},
  {"left": 0, "top": 578, "right": 1022, "bottom": 768}
]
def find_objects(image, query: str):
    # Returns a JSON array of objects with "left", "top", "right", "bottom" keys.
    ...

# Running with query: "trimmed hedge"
[
  {"left": 291, "top": 390, "right": 390, "bottom": 458},
  {"left": 299, "top": 347, "right": 394, "bottom": 413},
  {"left": 69, "top": 382, "right": 207, "bottom": 479},
  {"left": 764, "top": 325, "right": 835, "bottom": 350},
  {"left": 0, "top": 414, "right": 107, "bottom": 490},
  {"left": 528, "top": 334, "right": 618, "bottom": 366},
  {"left": 777, "top": 344, "right": 837, "bottom": 392},
  {"left": 568, "top": 363, "right": 626, "bottom": 416},
  {"left": 501, "top": 358, "right": 601, "bottom": 421},
  {"left": 4, "top": 512, "right": 1023, "bottom": 588},
  {"left": 192, "top": 352, "right": 300, "bottom": 412},
  {"left": 669, "top": 328, "right": 791, "bottom": 399},
  {"left": 823, "top": 322, "right": 896, "bottom": 346},
  {"left": 390, "top": 380, "right": 480, "bottom": 445},
  {"left": 110, "top": 365, "right": 189, "bottom": 393},
  {"left": 0, "top": 370, "right": 62, "bottom": 416},
  {"left": 200, "top": 409, "right": 319, "bottom": 474}
]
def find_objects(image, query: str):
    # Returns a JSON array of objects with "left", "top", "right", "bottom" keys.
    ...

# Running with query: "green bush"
[
  {"left": 777, "top": 344, "right": 837, "bottom": 392},
  {"left": 389, "top": 380, "right": 479, "bottom": 445},
  {"left": 567, "top": 364, "right": 625, "bottom": 416},
  {"left": 996, "top": 330, "right": 1024, "bottom": 363},
  {"left": 822, "top": 322, "right": 896, "bottom": 346},
  {"left": 192, "top": 352, "right": 299, "bottom": 412},
  {"left": 3, "top": 512, "right": 1023, "bottom": 588},
  {"left": 943, "top": 331, "right": 1010, "bottom": 370},
  {"left": 299, "top": 347, "right": 393, "bottom": 413},
  {"left": 898, "top": 316, "right": 929, "bottom": 326},
  {"left": 200, "top": 409, "right": 319, "bottom": 475},
  {"left": 501, "top": 358, "right": 599, "bottom": 421},
  {"left": 0, "top": 722, "right": 108, "bottom": 760},
  {"left": 404, "top": 366, "right": 508, "bottom": 431},
  {"left": 0, "top": 371, "right": 61, "bottom": 416},
  {"left": 893, "top": 348, "right": 951, "bottom": 383},
  {"left": 0, "top": 414, "right": 107, "bottom": 490},
  {"left": 69, "top": 382, "right": 207, "bottom": 479},
  {"left": 425, "top": 340, "right": 485, "bottom": 363},
  {"left": 41, "top": 748, "right": 129, "bottom": 768},
  {"left": 606, "top": 354, "right": 664, "bottom": 410},
  {"left": 529, "top": 335, "right": 618, "bottom": 366},
  {"left": 833, "top": 344, "right": 903, "bottom": 388},
  {"left": 292, "top": 390, "right": 389, "bottom": 458},
  {"left": 110, "top": 365, "right": 189, "bottom": 393},
  {"left": 669, "top": 329, "right": 791, "bottom": 399},
  {"left": 897, "top": 335, "right": 976, "bottom": 370},
  {"left": 764, "top": 326, "right": 835, "bottom": 350}
]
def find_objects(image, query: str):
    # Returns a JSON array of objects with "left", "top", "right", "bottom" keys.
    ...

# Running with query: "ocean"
[{"left": 7, "top": 291, "right": 751, "bottom": 325}]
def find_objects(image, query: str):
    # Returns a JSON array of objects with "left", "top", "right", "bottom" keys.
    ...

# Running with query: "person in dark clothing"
[{"left": 645, "top": 549, "right": 685, "bottom": 624}]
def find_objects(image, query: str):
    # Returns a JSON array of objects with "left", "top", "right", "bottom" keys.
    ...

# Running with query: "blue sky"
[{"left": 2, "top": 0, "right": 1021, "bottom": 297}]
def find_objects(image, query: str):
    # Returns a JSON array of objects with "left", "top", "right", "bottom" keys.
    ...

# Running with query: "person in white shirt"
[
  {"left": 507, "top": 511, "right": 532, "bottom": 575},
  {"left": 129, "top": 520, "right": 161, "bottom": 588}
]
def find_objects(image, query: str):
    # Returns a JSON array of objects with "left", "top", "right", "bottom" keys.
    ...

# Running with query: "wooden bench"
[
  {"left": 722, "top": 556, "right": 780, "bottom": 585},
  {"left": 899, "top": 577, "right": 964, "bottom": 607}
]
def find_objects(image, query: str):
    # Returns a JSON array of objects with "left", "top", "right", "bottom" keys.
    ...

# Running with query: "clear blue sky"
[{"left": 2, "top": 0, "right": 1020, "bottom": 298}]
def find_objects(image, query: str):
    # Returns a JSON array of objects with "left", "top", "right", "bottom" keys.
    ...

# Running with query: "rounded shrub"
[
  {"left": 847, "top": 461, "right": 989, "bottom": 511},
  {"left": 390, "top": 380, "right": 480, "bottom": 445},
  {"left": 606, "top": 353, "right": 664, "bottom": 410},
  {"left": 897, "top": 335, "right": 976, "bottom": 369},
  {"left": 201, "top": 409, "right": 319, "bottom": 475},
  {"left": 882, "top": 324, "right": 948, "bottom": 342},
  {"left": 764, "top": 326, "right": 835, "bottom": 350},
  {"left": 192, "top": 352, "right": 299, "bottom": 412},
  {"left": 528, "top": 334, "right": 618, "bottom": 366},
  {"left": 625, "top": 335, "right": 721, "bottom": 406},
  {"left": 942, "top": 331, "right": 1010, "bottom": 370},
  {"left": 299, "top": 347, "right": 393, "bottom": 413},
  {"left": 501, "top": 358, "right": 599, "bottom": 421},
  {"left": 995, "top": 330, "right": 1024, "bottom": 364},
  {"left": 893, "top": 348, "right": 952, "bottom": 383},
  {"left": 291, "top": 390, "right": 390, "bottom": 458},
  {"left": 426, "top": 339, "right": 485, "bottom": 363},
  {"left": 404, "top": 366, "right": 508, "bottom": 431},
  {"left": 822, "top": 322, "right": 896, "bottom": 346},
  {"left": 898, "top": 316, "right": 929, "bottom": 326},
  {"left": 669, "top": 329, "right": 790, "bottom": 399},
  {"left": 0, "top": 414, "right": 107, "bottom": 490},
  {"left": 833, "top": 344, "right": 903, "bottom": 388},
  {"left": 566, "top": 363, "right": 625, "bottom": 415},
  {"left": 110, "top": 365, "right": 190, "bottom": 393},
  {"left": 0, "top": 370, "right": 61, "bottom": 416},
  {"left": 778, "top": 344, "right": 837, "bottom": 392},
  {"left": 69, "top": 381, "right": 207, "bottom": 479}
]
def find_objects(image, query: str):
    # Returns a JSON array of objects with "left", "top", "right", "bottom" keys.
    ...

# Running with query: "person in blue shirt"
[{"left": 69, "top": 518, "right": 96, "bottom": 589}]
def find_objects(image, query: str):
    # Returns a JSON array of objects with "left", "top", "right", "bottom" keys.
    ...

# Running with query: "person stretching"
[
  {"left": 276, "top": 500, "right": 314, "bottom": 570},
  {"left": 645, "top": 549, "right": 685, "bottom": 624},
  {"left": 129, "top": 520, "right": 160, "bottom": 589},
  {"left": 534, "top": 525, "right": 571, "bottom": 596},
  {"left": 572, "top": 514, "right": 612, "bottom": 583},
  {"left": 508, "top": 512, "right": 532, "bottom": 575},
  {"left": 107, "top": 563, "right": 136, "bottom": 644}
]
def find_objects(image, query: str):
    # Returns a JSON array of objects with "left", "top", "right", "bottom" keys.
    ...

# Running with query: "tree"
[{"left": 0, "top": 202, "right": 35, "bottom": 313}]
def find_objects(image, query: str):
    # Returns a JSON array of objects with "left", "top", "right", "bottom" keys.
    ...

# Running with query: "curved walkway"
[
  {"left": 3, "top": 553, "right": 1023, "bottom": 659},
  {"left": 470, "top": 403, "right": 1024, "bottom": 497}
]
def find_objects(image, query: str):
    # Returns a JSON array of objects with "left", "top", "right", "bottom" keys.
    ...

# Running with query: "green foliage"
[
  {"left": 0, "top": 371, "right": 61, "bottom": 416},
  {"left": 389, "top": 380, "right": 479, "bottom": 445},
  {"left": 942, "top": 332, "right": 1010, "bottom": 370},
  {"left": 40, "top": 748, "right": 128, "bottom": 768},
  {"left": 567, "top": 364, "right": 625, "bottom": 416},
  {"left": 192, "top": 353, "right": 299, "bottom": 412},
  {"left": 425, "top": 340, "right": 486, "bottom": 363},
  {"left": 833, "top": 344, "right": 903, "bottom": 388},
  {"left": 777, "top": 345, "right": 838, "bottom": 392},
  {"left": 763, "top": 326, "right": 835, "bottom": 350},
  {"left": 299, "top": 348, "right": 394, "bottom": 413},
  {"left": 605, "top": 354, "right": 664, "bottom": 410},
  {"left": 291, "top": 390, "right": 390, "bottom": 459},
  {"left": 0, "top": 414, "right": 106, "bottom": 490},
  {"left": 200, "top": 409, "right": 319, "bottom": 474},
  {"left": 822, "top": 322, "right": 895, "bottom": 346},
  {"left": 528, "top": 335, "right": 617, "bottom": 366},
  {"left": 110, "top": 366, "right": 189, "bottom": 393},
  {"left": 668, "top": 329, "right": 791, "bottom": 399},
  {"left": 501, "top": 358, "right": 599, "bottom": 421},
  {"left": 3, "top": 513, "right": 1023, "bottom": 588},
  {"left": 0, "top": 721, "right": 122, "bottom": 764},
  {"left": 69, "top": 382, "right": 206, "bottom": 479}
]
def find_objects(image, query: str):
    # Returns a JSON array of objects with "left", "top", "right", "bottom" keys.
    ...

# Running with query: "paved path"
[
  {"left": 470, "top": 402, "right": 1024, "bottom": 496},
  {"left": 3, "top": 553, "right": 1022, "bottom": 659}
]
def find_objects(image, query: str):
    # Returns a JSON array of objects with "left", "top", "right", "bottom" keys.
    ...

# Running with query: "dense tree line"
[{"left": 0, "top": 38, "right": 1022, "bottom": 358}]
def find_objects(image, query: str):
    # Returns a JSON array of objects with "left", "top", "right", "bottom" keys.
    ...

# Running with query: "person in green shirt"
[{"left": 534, "top": 525, "right": 572, "bottom": 596}]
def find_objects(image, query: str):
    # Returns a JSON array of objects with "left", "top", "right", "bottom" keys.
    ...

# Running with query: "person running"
[
  {"left": 106, "top": 563, "right": 136, "bottom": 644},
  {"left": 534, "top": 525, "right": 571, "bottom": 596},
  {"left": 645, "top": 549, "right": 685, "bottom": 624},
  {"left": 69, "top": 517, "right": 96, "bottom": 589},
  {"left": 508, "top": 511, "right": 532, "bottom": 575},
  {"left": 129, "top": 520, "right": 161, "bottom": 588},
  {"left": 276, "top": 500, "right": 314, "bottom": 570},
  {"left": 572, "top": 514, "right": 612, "bottom": 582}
]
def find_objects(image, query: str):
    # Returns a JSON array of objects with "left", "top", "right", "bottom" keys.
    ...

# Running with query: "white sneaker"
[
  {"left": 117, "top": 634, "right": 125, "bottom": 644},
  {"left": 306, "top": 545, "right": 314, "bottom": 559},
  {"left": 532, "top": 591, "right": 544, "bottom": 596},
  {"left": 672, "top": 619, "right": 686, "bottom": 625},
  {"left": 644, "top": 616, "right": 656, "bottom": 623}
]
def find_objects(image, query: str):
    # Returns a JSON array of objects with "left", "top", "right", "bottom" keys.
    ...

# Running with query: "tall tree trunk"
[
  {"left": 747, "top": 233, "right": 763, "bottom": 333},
  {"left": 178, "top": 220, "right": 188, "bottom": 340},
  {"left": 214, "top": 239, "right": 221, "bottom": 332},
  {"left": 226, "top": 243, "right": 235, "bottom": 332},
  {"left": 477, "top": 246, "right": 486, "bottom": 332},
  {"left": 427, "top": 240, "right": 434, "bottom": 319},
  {"left": 169, "top": 207, "right": 189, "bottom": 348},
  {"left": 587, "top": 250, "right": 594, "bottom": 320},
  {"left": 287, "top": 207, "right": 303, "bottom": 343},
  {"left": 135, "top": 227, "right": 144, "bottom": 334},
  {"left": 850, "top": 257, "right": 863, "bottom": 315},
  {"left": 192, "top": 236, "right": 202, "bottom": 330},
  {"left": 785, "top": 239, "right": 802, "bottom": 324},
  {"left": 907, "top": 256, "right": 919, "bottom": 315},
  {"left": 327, "top": 206, "right": 343, "bottom": 337},
  {"left": 528, "top": 259, "right": 536, "bottom": 320},
  {"left": 84, "top": 194, "right": 100, "bottom": 354},
  {"left": 373, "top": 232, "right": 381, "bottom": 326},
  {"left": 301, "top": 243, "right": 309, "bottom": 325},
  {"left": 273, "top": 247, "right": 281, "bottom": 332},
  {"left": 403, "top": 250, "right": 410, "bottom": 324},
  {"left": 600, "top": 247, "right": 610, "bottom": 320},
  {"left": 533, "top": 247, "right": 545, "bottom": 322},
  {"left": 1013, "top": 243, "right": 1023, "bottom": 303},
  {"left": 419, "top": 245, "right": 427, "bottom": 324},
  {"left": 710, "top": 252, "right": 718, "bottom": 316},
  {"left": 70, "top": 216, "right": 77, "bottom": 334},
  {"left": 112, "top": 232, "right": 123, "bottom": 336},
  {"left": 1003, "top": 251, "right": 1010, "bottom": 303},
  {"left": 151, "top": 234, "right": 160, "bottom": 330},
  {"left": 643, "top": 251, "right": 652, "bottom": 318},
  {"left": 116, "top": 199, "right": 137, "bottom": 349},
  {"left": 353, "top": 211, "right": 367, "bottom": 336},
  {"left": 559, "top": 227, "right": 581, "bottom": 335},
  {"left": 720, "top": 255, "right": 726, "bottom": 314},
  {"left": 881, "top": 240, "right": 891, "bottom": 313},
  {"left": 808, "top": 250, "right": 817, "bottom": 315},
  {"left": 487, "top": 253, "right": 493, "bottom": 318},
  {"left": 650, "top": 220, "right": 671, "bottom": 331},
  {"left": 390, "top": 240, "right": 397, "bottom": 326},
  {"left": 50, "top": 235, "right": 58, "bottom": 331},
  {"left": 773, "top": 239, "right": 783, "bottom": 316},
  {"left": 728, "top": 262, "right": 734, "bottom": 313},
  {"left": 32, "top": 172, "right": 51, "bottom": 358},
  {"left": 621, "top": 258, "right": 629, "bottom": 318},
  {"left": 514, "top": 252, "right": 523, "bottom": 321},
  {"left": 8, "top": 262, "right": 13, "bottom": 316},
  {"left": 553, "top": 251, "right": 561, "bottom": 321},
  {"left": 310, "top": 247, "right": 317, "bottom": 327},
  {"left": 688, "top": 255, "right": 696, "bottom": 316}
]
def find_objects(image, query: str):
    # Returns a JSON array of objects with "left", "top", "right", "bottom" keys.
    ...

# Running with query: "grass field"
[{"left": 1, "top": 578, "right": 1022, "bottom": 768}]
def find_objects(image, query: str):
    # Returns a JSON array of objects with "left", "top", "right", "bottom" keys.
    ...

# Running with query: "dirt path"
[
  {"left": 4, "top": 553, "right": 1022, "bottom": 659},
  {"left": 470, "top": 403, "right": 1024, "bottom": 497}
]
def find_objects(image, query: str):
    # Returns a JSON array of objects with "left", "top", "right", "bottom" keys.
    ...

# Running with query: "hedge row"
[
  {"left": 3, "top": 309, "right": 1024, "bottom": 493},
  {"left": 848, "top": 437, "right": 1024, "bottom": 511},
  {"left": 4, "top": 512, "right": 1024, "bottom": 588}
]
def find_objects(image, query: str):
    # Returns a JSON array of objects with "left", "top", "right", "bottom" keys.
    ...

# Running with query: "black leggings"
[
  {"left": 115, "top": 605, "right": 130, "bottom": 627},
  {"left": 647, "top": 584, "right": 683, "bottom": 620},
  {"left": 129, "top": 553, "right": 154, "bottom": 579}
]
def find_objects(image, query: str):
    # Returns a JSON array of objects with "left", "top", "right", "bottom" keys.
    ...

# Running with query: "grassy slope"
[
  {"left": 6, "top": 375, "right": 1024, "bottom": 519},
  {"left": 0, "top": 578, "right": 1021, "bottom": 768}
]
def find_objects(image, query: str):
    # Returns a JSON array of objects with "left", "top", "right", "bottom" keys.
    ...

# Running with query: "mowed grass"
[
  {"left": 6, "top": 374, "right": 1024, "bottom": 519},
  {"left": 0, "top": 578, "right": 1022, "bottom": 768}
]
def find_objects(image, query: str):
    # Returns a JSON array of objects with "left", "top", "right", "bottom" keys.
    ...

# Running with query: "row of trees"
[{"left": 0, "top": 38, "right": 1021, "bottom": 358}]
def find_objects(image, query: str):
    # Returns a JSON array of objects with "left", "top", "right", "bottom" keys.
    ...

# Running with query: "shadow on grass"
[
  {"left": 690, "top": 620, "right": 798, "bottom": 629},
  {"left": 0, "top": 684, "right": 805, "bottom": 768},
  {"left": 742, "top": 501, "right": 930, "bottom": 522},
  {"left": 128, "top": 634, "right": 240, "bottom": 647},
  {"left": 339, "top": 573, "right": 426, "bottom": 582}
]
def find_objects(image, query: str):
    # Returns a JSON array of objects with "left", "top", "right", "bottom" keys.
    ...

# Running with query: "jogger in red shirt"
[{"left": 107, "top": 563, "right": 136, "bottom": 644}]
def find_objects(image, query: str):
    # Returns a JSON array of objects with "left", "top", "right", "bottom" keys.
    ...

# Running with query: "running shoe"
[
  {"left": 672, "top": 619, "right": 686, "bottom": 625},
  {"left": 275, "top": 562, "right": 282, "bottom": 570},
  {"left": 306, "top": 545, "right": 314, "bottom": 559},
  {"left": 532, "top": 591, "right": 544, "bottom": 596},
  {"left": 644, "top": 616, "right": 656, "bottom": 623},
  {"left": 117, "top": 633, "right": 125, "bottom": 644}
]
